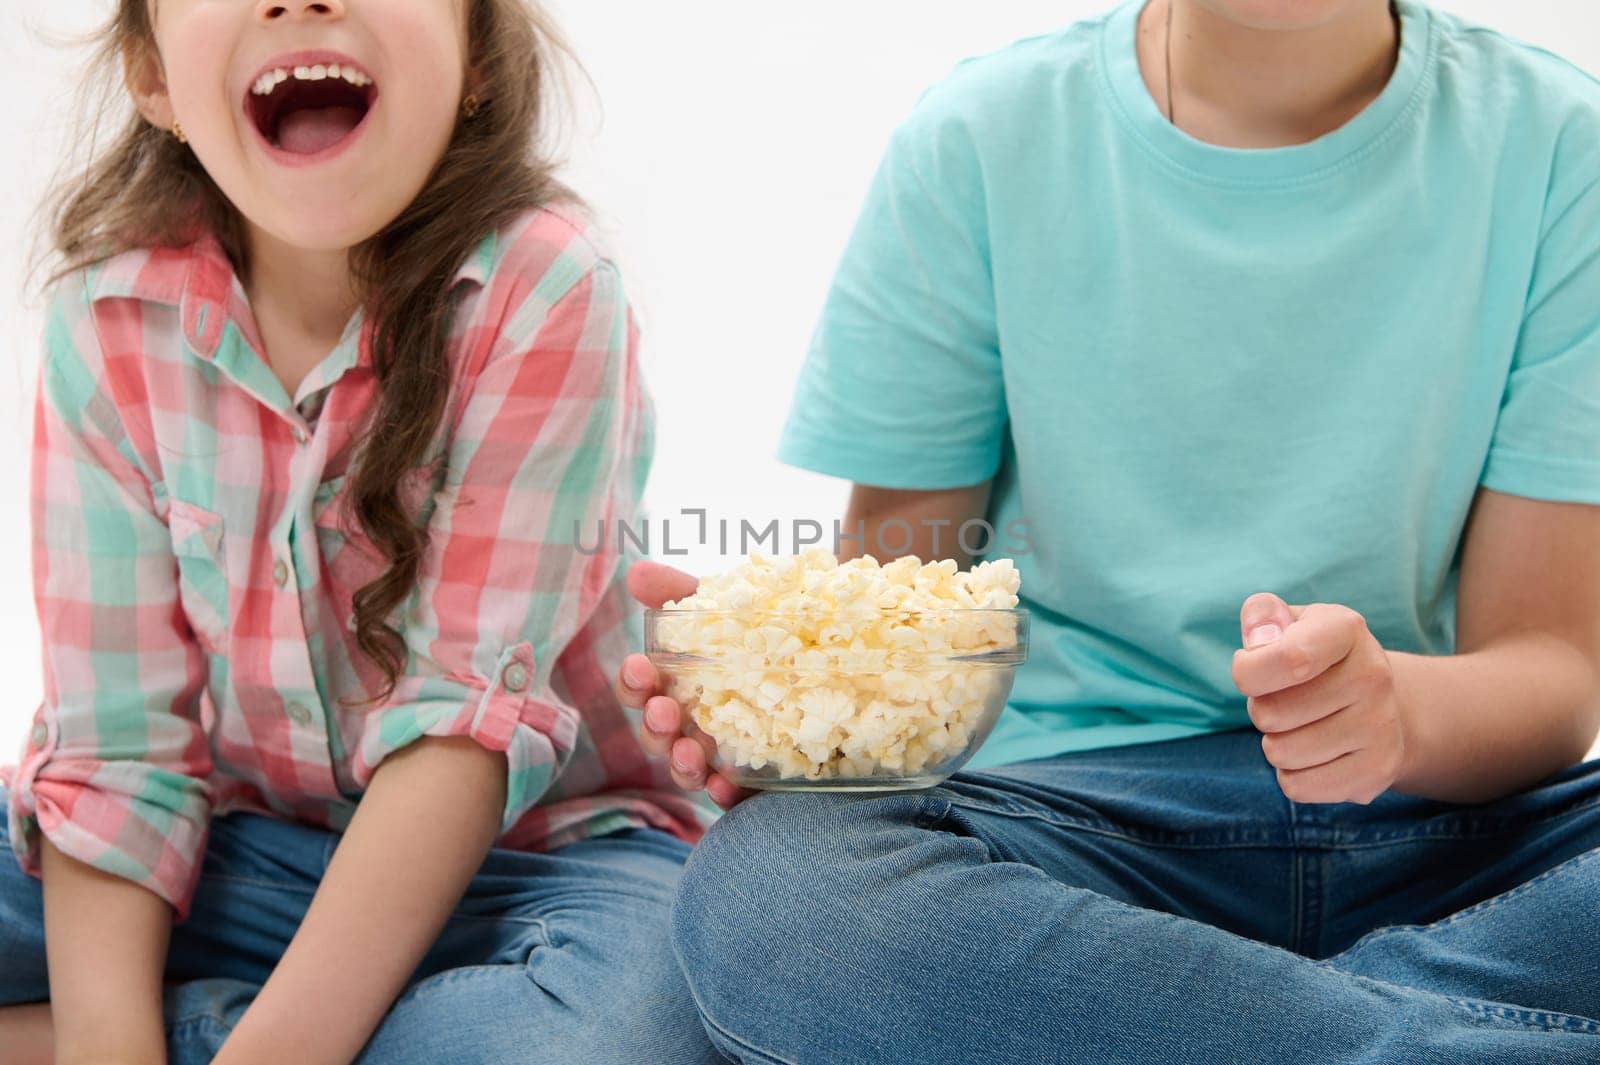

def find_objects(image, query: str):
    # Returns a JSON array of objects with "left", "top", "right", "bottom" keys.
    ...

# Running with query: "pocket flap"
[{"left": 168, "top": 499, "right": 225, "bottom": 560}]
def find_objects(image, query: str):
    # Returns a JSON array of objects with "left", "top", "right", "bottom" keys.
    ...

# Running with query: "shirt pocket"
[{"left": 167, "top": 499, "right": 230, "bottom": 653}]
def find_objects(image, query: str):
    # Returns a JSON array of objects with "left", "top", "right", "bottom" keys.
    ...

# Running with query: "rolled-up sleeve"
[
  {"left": 7, "top": 282, "right": 214, "bottom": 919},
  {"left": 350, "top": 258, "right": 650, "bottom": 835}
]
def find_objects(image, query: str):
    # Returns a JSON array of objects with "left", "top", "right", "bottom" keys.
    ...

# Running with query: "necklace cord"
[{"left": 1165, "top": 0, "right": 1175, "bottom": 124}]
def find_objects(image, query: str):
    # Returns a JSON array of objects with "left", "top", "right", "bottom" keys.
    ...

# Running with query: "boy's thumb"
[{"left": 1239, "top": 592, "right": 1296, "bottom": 649}]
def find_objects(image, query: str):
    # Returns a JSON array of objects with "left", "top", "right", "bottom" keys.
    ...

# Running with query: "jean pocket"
[{"left": 169, "top": 499, "right": 230, "bottom": 653}]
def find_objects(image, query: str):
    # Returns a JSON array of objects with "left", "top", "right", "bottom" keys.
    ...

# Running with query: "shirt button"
[
  {"left": 502, "top": 662, "right": 529, "bottom": 693},
  {"left": 287, "top": 701, "right": 314, "bottom": 727},
  {"left": 30, "top": 723, "right": 47, "bottom": 746},
  {"left": 273, "top": 559, "right": 290, "bottom": 587}
]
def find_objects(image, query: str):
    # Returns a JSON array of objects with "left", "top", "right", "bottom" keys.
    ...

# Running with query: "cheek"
[
  {"left": 382, "top": 3, "right": 467, "bottom": 96},
  {"left": 379, "top": 8, "right": 468, "bottom": 127},
  {"left": 157, "top": 19, "right": 240, "bottom": 132}
]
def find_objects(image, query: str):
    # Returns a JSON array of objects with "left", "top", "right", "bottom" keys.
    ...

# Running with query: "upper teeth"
[{"left": 251, "top": 64, "right": 371, "bottom": 96}]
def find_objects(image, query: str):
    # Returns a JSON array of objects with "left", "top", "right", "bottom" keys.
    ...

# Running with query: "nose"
[{"left": 256, "top": 0, "right": 345, "bottom": 21}]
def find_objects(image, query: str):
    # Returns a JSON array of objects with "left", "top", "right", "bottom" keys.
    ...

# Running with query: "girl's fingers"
[
  {"left": 670, "top": 734, "right": 708, "bottom": 791},
  {"left": 639, "top": 694, "right": 744, "bottom": 804},
  {"left": 616, "top": 654, "right": 658, "bottom": 708},
  {"left": 625, "top": 560, "right": 700, "bottom": 609},
  {"left": 688, "top": 722, "right": 720, "bottom": 765},
  {"left": 706, "top": 773, "right": 753, "bottom": 810},
  {"left": 639, "top": 696, "right": 681, "bottom": 757}
]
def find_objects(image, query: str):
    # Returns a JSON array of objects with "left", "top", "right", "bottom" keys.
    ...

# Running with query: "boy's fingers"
[
  {"left": 626, "top": 560, "right": 700, "bottom": 610},
  {"left": 1234, "top": 604, "right": 1361, "bottom": 698},
  {"left": 1238, "top": 591, "right": 1298, "bottom": 650}
]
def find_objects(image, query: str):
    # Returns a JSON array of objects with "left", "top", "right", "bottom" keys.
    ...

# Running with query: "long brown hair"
[{"left": 31, "top": 0, "right": 578, "bottom": 706}]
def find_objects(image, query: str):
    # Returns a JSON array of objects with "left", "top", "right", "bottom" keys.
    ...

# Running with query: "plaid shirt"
[{"left": 2, "top": 206, "right": 710, "bottom": 920}]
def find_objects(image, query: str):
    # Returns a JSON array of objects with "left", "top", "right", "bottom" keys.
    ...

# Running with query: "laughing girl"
[{"left": 0, "top": 2, "right": 717, "bottom": 1063}]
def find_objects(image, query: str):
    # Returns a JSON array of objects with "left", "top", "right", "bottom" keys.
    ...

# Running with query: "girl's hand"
[
  {"left": 1229, "top": 592, "right": 1414, "bottom": 805},
  {"left": 617, "top": 561, "right": 752, "bottom": 811}
]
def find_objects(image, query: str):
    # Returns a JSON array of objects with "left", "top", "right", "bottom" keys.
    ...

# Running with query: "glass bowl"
[{"left": 644, "top": 607, "right": 1028, "bottom": 791}]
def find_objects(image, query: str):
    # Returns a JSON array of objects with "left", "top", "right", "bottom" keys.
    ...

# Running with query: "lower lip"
[{"left": 247, "top": 94, "right": 378, "bottom": 169}]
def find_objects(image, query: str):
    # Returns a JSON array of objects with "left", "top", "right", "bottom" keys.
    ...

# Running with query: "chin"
[
  {"left": 271, "top": 176, "right": 438, "bottom": 252},
  {"left": 251, "top": 209, "right": 387, "bottom": 255},
  {"left": 1189, "top": 0, "right": 1378, "bottom": 31}
]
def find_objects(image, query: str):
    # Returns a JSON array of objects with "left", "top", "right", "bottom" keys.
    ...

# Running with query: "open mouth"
[{"left": 247, "top": 62, "right": 378, "bottom": 157}]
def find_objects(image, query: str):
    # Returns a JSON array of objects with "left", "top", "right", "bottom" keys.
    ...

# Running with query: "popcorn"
[{"left": 654, "top": 549, "right": 1023, "bottom": 782}]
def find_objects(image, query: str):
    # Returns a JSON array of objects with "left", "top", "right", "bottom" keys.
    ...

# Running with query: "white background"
[{"left": 1, "top": 2, "right": 1596, "bottom": 761}]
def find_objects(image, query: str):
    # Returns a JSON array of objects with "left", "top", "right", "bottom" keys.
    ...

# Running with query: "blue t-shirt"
[{"left": 777, "top": 0, "right": 1600, "bottom": 769}]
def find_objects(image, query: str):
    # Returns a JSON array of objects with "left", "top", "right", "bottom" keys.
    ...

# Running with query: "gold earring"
[
  {"left": 172, "top": 119, "right": 187, "bottom": 144},
  {"left": 461, "top": 94, "right": 480, "bottom": 119}
]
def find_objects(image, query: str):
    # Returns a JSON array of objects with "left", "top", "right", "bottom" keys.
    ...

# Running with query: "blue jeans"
[
  {"left": 0, "top": 788, "right": 723, "bottom": 1064},
  {"left": 671, "top": 728, "right": 1600, "bottom": 1064}
]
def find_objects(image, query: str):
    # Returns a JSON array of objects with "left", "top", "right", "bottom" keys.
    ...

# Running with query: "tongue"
[{"left": 276, "top": 106, "right": 363, "bottom": 155}]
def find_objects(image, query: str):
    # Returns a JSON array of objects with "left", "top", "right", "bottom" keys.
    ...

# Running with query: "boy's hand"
[
  {"left": 1230, "top": 592, "right": 1413, "bottom": 805},
  {"left": 617, "top": 561, "right": 752, "bottom": 810}
]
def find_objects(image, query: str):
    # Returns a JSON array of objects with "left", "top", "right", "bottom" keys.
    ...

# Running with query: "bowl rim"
[
  {"left": 644, "top": 607, "right": 1030, "bottom": 618},
  {"left": 644, "top": 608, "right": 1029, "bottom": 667},
  {"left": 644, "top": 648, "right": 1027, "bottom": 667}
]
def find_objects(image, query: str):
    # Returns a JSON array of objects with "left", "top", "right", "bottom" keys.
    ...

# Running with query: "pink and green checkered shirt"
[{"left": 2, "top": 205, "right": 710, "bottom": 920}]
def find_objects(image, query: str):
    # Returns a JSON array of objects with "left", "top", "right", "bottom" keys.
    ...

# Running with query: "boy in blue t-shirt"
[{"left": 625, "top": 1, "right": 1600, "bottom": 1060}]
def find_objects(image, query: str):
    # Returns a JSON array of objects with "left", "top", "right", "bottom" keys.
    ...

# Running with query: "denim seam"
[
  {"left": 194, "top": 873, "right": 667, "bottom": 922},
  {"left": 391, "top": 962, "right": 517, "bottom": 1003},
  {"left": 940, "top": 788, "right": 1600, "bottom": 851},
  {"left": 1301, "top": 848, "right": 1327, "bottom": 960},
  {"left": 1290, "top": 847, "right": 1306, "bottom": 956},
  {"left": 1333, "top": 845, "right": 1600, "bottom": 959},
  {"left": 942, "top": 797, "right": 1290, "bottom": 849},
  {"left": 1299, "top": 959, "right": 1600, "bottom": 1029},
  {"left": 439, "top": 910, "right": 550, "bottom": 929},
  {"left": 527, "top": 886, "right": 682, "bottom": 914},
  {"left": 1305, "top": 961, "right": 1600, "bottom": 1036},
  {"left": 934, "top": 793, "right": 1587, "bottom": 1029},
  {"left": 166, "top": 1008, "right": 233, "bottom": 1034},
  {"left": 1447, "top": 999, "right": 1600, "bottom": 1035},
  {"left": 1053, "top": 882, "right": 1598, "bottom": 1040},
  {"left": 681, "top": 978, "right": 801, "bottom": 1065},
  {"left": 918, "top": 795, "right": 956, "bottom": 831},
  {"left": 194, "top": 873, "right": 319, "bottom": 896},
  {"left": 1291, "top": 793, "right": 1600, "bottom": 849}
]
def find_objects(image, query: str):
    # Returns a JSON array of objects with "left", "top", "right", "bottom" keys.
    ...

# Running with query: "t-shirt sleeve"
[
  {"left": 1480, "top": 118, "right": 1600, "bottom": 504},
  {"left": 776, "top": 92, "right": 1006, "bottom": 490}
]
